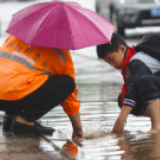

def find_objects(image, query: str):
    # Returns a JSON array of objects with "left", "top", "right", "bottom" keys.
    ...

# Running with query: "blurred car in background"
[{"left": 96, "top": 0, "right": 160, "bottom": 37}]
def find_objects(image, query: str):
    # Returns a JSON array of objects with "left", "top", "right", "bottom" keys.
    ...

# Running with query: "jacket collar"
[{"left": 121, "top": 46, "right": 135, "bottom": 75}]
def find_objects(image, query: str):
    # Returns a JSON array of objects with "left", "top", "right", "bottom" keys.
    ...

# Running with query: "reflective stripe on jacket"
[{"left": 0, "top": 36, "right": 80, "bottom": 115}]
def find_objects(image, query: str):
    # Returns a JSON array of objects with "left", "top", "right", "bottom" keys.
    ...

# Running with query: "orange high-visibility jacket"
[{"left": 0, "top": 36, "right": 80, "bottom": 115}]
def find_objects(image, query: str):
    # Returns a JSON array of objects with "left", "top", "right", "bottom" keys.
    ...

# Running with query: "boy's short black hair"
[{"left": 97, "top": 33, "right": 128, "bottom": 59}]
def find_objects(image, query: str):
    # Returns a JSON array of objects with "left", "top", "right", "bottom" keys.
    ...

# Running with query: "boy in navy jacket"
[{"left": 97, "top": 33, "right": 160, "bottom": 134}]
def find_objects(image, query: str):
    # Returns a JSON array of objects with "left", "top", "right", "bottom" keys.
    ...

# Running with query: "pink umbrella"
[{"left": 6, "top": 0, "right": 115, "bottom": 50}]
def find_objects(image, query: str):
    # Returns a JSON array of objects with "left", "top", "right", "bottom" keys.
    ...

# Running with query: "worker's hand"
[
  {"left": 111, "top": 118, "right": 124, "bottom": 133},
  {"left": 72, "top": 128, "right": 83, "bottom": 139},
  {"left": 68, "top": 111, "right": 83, "bottom": 139}
]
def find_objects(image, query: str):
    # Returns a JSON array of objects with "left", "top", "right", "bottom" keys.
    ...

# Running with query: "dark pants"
[
  {"left": 118, "top": 74, "right": 160, "bottom": 116},
  {"left": 0, "top": 75, "right": 75, "bottom": 122}
]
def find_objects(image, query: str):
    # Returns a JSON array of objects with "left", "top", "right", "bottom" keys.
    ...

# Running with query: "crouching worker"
[
  {"left": 97, "top": 33, "right": 160, "bottom": 134},
  {"left": 0, "top": 35, "right": 83, "bottom": 138}
]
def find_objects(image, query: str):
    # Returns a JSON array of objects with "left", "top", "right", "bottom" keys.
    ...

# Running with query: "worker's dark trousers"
[{"left": 0, "top": 75, "right": 75, "bottom": 122}]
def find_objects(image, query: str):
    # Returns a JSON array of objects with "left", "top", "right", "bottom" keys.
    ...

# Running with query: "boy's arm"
[{"left": 111, "top": 105, "right": 132, "bottom": 133}]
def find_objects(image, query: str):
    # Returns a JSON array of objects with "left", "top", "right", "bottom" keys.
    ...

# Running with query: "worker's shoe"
[
  {"left": 11, "top": 119, "right": 55, "bottom": 134},
  {"left": 3, "top": 116, "right": 54, "bottom": 133},
  {"left": 2, "top": 116, "right": 13, "bottom": 131}
]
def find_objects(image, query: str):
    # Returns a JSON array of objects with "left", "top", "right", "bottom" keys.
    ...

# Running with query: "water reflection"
[
  {"left": 0, "top": 129, "right": 64, "bottom": 160},
  {"left": 62, "top": 142, "right": 79, "bottom": 159},
  {"left": 116, "top": 133, "right": 160, "bottom": 160}
]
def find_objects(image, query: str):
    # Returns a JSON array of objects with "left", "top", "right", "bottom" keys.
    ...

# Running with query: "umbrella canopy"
[{"left": 6, "top": 0, "right": 115, "bottom": 50}]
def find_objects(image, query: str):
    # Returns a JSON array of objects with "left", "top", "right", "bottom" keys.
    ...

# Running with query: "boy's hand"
[
  {"left": 111, "top": 118, "right": 124, "bottom": 133},
  {"left": 111, "top": 105, "right": 132, "bottom": 134}
]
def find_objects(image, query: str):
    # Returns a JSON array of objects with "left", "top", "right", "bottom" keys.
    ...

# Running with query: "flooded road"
[{"left": 1, "top": 0, "right": 160, "bottom": 160}]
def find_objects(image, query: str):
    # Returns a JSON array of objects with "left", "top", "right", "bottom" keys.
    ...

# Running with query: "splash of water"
[{"left": 83, "top": 121, "right": 109, "bottom": 139}]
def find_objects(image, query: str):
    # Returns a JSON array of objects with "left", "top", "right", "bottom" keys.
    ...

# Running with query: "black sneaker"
[
  {"left": 11, "top": 120, "right": 55, "bottom": 134},
  {"left": 2, "top": 116, "right": 13, "bottom": 131}
]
